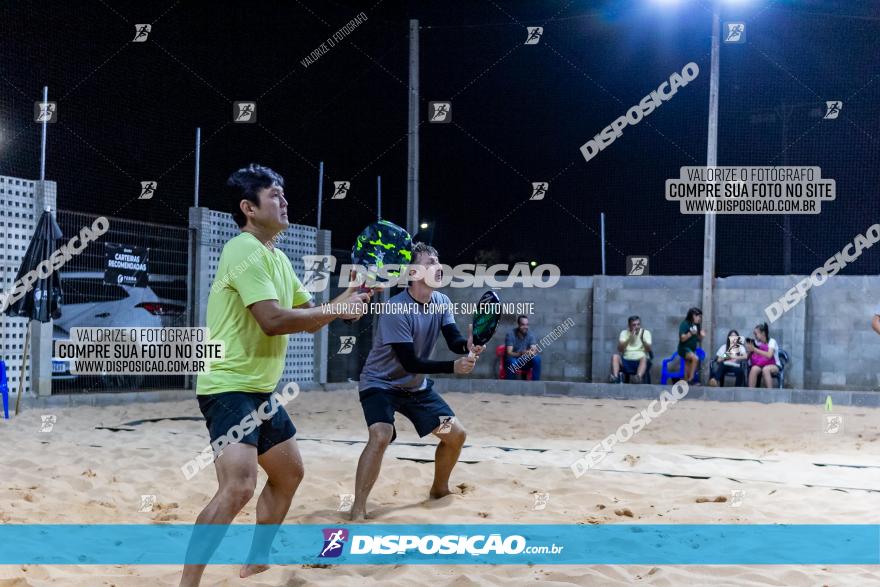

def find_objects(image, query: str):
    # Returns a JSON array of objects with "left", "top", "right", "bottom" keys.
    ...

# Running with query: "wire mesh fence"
[
  {"left": 51, "top": 210, "right": 190, "bottom": 393},
  {"left": 415, "top": 2, "right": 880, "bottom": 277},
  {"left": 2, "top": 3, "right": 875, "bottom": 280},
  {"left": 1, "top": 3, "right": 878, "bottom": 397},
  {"left": 715, "top": 5, "right": 880, "bottom": 276}
]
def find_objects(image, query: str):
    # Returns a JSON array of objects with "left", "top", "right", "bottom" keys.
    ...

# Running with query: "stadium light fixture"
[{"left": 651, "top": 0, "right": 751, "bottom": 5}]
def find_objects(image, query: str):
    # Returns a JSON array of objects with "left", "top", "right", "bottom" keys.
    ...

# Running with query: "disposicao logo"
[
  {"left": 348, "top": 533, "right": 527, "bottom": 555},
  {"left": 319, "top": 528, "right": 349, "bottom": 558}
]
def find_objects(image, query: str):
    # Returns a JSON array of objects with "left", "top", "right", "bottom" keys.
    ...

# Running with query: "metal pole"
[
  {"left": 779, "top": 102, "right": 792, "bottom": 274},
  {"left": 14, "top": 323, "right": 31, "bottom": 415},
  {"left": 187, "top": 126, "right": 201, "bottom": 391},
  {"left": 600, "top": 212, "right": 606, "bottom": 275},
  {"left": 39, "top": 86, "right": 48, "bottom": 181},
  {"left": 193, "top": 127, "right": 201, "bottom": 207},
  {"left": 317, "top": 161, "right": 324, "bottom": 229},
  {"left": 701, "top": 3, "right": 721, "bottom": 381},
  {"left": 406, "top": 19, "right": 420, "bottom": 236},
  {"left": 377, "top": 175, "right": 382, "bottom": 220}
]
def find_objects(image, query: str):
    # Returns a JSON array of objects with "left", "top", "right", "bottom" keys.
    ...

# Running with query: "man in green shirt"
[
  {"left": 677, "top": 307, "right": 705, "bottom": 383},
  {"left": 181, "top": 165, "right": 370, "bottom": 587}
]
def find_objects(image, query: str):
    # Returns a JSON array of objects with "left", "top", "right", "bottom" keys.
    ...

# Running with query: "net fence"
[
  {"left": 1, "top": 2, "right": 878, "bottom": 395},
  {"left": 51, "top": 210, "right": 190, "bottom": 393},
  {"left": 2, "top": 3, "right": 874, "bottom": 278}
]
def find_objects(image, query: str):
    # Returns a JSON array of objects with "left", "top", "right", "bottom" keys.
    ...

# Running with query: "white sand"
[{"left": 0, "top": 388, "right": 878, "bottom": 586}]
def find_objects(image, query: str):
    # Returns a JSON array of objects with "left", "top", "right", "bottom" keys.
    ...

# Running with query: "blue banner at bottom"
[{"left": 0, "top": 525, "right": 876, "bottom": 565}]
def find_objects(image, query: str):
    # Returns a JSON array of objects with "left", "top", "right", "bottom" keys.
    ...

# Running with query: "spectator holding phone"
[
  {"left": 677, "top": 307, "right": 704, "bottom": 383},
  {"left": 708, "top": 329, "right": 747, "bottom": 387},
  {"left": 610, "top": 315, "right": 652, "bottom": 384},
  {"left": 746, "top": 322, "right": 781, "bottom": 388}
]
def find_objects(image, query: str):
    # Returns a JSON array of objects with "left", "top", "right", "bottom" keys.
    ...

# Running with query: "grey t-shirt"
[
  {"left": 505, "top": 329, "right": 536, "bottom": 353},
  {"left": 358, "top": 289, "right": 456, "bottom": 392}
]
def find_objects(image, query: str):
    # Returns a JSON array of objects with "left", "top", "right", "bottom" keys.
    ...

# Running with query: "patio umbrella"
[{"left": 4, "top": 208, "right": 64, "bottom": 414}]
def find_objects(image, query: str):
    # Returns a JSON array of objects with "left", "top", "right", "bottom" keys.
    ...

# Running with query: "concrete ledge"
[
  {"left": 434, "top": 378, "right": 876, "bottom": 408},
  {"left": 21, "top": 389, "right": 194, "bottom": 410},
  {"left": 15, "top": 380, "right": 878, "bottom": 411}
]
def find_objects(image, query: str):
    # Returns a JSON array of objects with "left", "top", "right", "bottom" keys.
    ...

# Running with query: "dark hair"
[
  {"left": 755, "top": 322, "right": 769, "bottom": 341},
  {"left": 226, "top": 164, "right": 284, "bottom": 228},
  {"left": 727, "top": 328, "right": 739, "bottom": 351},
  {"left": 412, "top": 241, "right": 438, "bottom": 262},
  {"left": 628, "top": 315, "right": 640, "bottom": 325},
  {"left": 685, "top": 307, "right": 702, "bottom": 322},
  {"left": 517, "top": 315, "right": 528, "bottom": 325}
]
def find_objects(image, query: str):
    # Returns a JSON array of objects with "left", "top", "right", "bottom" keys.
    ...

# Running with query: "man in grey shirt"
[
  {"left": 504, "top": 315, "right": 541, "bottom": 380},
  {"left": 351, "top": 242, "right": 484, "bottom": 520}
]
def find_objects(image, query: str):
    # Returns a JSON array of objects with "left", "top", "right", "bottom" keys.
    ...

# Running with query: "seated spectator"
[
  {"left": 708, "top": 329, "right": 747, "bottom": 387},
  {"left": 677, "top": 307, "right": 704, "bottom": 383},
  {"left": 504, "top": 315, "right": 541, "bottom": 380},
  {"left": 746, "top": 322, "right": 781, "bottom": 388},
  {"left": 610, "top": 315, "right": 652, "bottom": 384}
]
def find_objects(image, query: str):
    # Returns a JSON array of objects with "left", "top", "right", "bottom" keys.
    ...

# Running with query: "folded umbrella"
[{"left": 4, "top": 208, "right": 64, "bottom": 414}]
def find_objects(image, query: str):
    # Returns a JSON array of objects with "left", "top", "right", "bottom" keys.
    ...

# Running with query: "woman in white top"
[
  {"left": 709, "top": 329, "right": 748, "bottom": 387},
  {"left": 746, "top": 322, "right": 781, "bottom": 388}
]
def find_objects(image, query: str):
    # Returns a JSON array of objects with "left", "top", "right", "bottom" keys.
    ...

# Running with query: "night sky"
[{"left": 2, "top": 0, "right": 878, "bottom": 276}]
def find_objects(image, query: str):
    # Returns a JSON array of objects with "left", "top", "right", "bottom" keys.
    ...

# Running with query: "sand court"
[{"left": 0, "top": 388, "right": 877, "bottom": 586}]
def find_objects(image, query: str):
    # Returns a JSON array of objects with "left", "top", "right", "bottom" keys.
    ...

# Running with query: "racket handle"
[{"left": 343, "top": 285, "right": 373, "bottom": 324}]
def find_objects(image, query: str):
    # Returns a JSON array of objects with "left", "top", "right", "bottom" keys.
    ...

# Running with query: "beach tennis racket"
[
  {"left": 468, "top": 290, "right": 502, "bottom": 358},
  {"left": 343, "top": 220, "right": 412, "bottom": 322},
  {"left": 350, "top": 219, "right": 413, "bottom": 289}
]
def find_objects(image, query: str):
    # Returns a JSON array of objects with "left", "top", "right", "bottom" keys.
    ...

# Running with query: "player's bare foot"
[
  {"left": 430, "top": 486, "right": 452, "bottom": 499},
  {"left": 350, "top": 506, "right": 367, "bottom": 521},
  {"left": 239, "top": 564, "right": 270, "bottom": 579}
]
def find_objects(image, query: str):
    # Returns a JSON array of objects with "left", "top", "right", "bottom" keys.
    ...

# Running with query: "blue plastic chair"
[
  {"left": 0, "top": 360, "right": 8, "bottom": 419},
  {"left": 771, "top": 348, "right": 790, "bottom": 389},
  {"left": 660, "top": 348, "right": 705, "bottom": 385}
]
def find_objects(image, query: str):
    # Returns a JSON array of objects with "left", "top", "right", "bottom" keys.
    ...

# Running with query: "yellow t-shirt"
[
  {"left": 618, "top": 328, "right": 652, "bottom": 361},
  {"left": 197, "top": 232, "right": 311, "bottom": 395}
]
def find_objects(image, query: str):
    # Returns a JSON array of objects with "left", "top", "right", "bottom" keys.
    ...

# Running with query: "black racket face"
[
  {"left": 472, "top": 290, "right": 502, "bottom": 346},
  {"left": 351, "top": 220, "right": 413, "bottom": 281}
]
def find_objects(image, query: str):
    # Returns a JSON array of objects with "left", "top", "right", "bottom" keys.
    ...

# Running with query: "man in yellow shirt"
[
  {"left": 181, "top": 164, "right": 370, "bottom": 586},
  {"left": 610, "top": 315, "right": 652, "bottom": 384}
]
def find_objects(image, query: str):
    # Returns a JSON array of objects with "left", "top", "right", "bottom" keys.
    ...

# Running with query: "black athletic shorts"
[
  {"left": 359, "top": 378, "right": 455, "bottom": 443},
  {"left": 197, "top": 391, "right": 296, "bottom": 455}
]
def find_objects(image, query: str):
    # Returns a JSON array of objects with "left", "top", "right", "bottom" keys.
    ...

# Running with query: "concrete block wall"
[
  {"left": 427, "top": 274, "right": 878, "bottom": 390},
  {"left": 714, "top": 276, "right": 805, "bottom": 388},
  {"left": 431, "top": 276, "right": 593, "bottom": 381},
  {"left": 593, "top": 276, "right": 701, "bottom": 384},
  {"left": 0, "top": 178, "right": 57, "bottom": 396},
  {"left": 804, "top": 276, "right": 879, "bottom": 389},
  {"left": 312, "top": 229, "right": 331, "bottom": 384}
]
